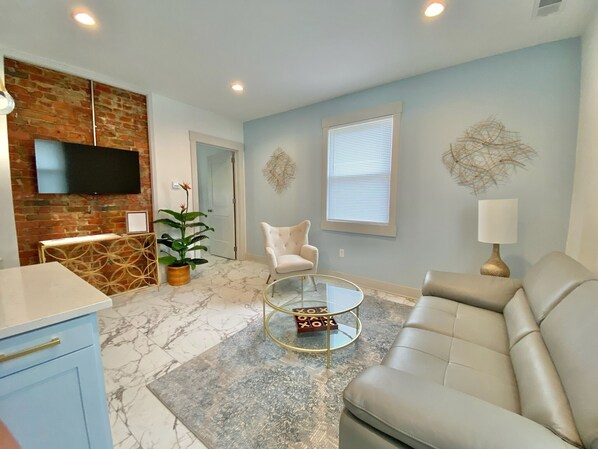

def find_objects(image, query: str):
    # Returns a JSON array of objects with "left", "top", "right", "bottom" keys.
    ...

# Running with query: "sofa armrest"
[
  {"left": 300, "top": 244, "right": 318, "bottom": 266},
  {"left": 265, "top": 246, "right": 277, "bottom": 269},
  {"left": 343, "top": 366, "right": 574, "bottom": 449},
  {"left": 421, "top": 270, "right": 522, "bottom": 312}
]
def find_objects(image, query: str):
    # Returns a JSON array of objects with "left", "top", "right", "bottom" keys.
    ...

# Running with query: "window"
[{"left": 322, "top": 102, "right": 401, "bottom": 236}]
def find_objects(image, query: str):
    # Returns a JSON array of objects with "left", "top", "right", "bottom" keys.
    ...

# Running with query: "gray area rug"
[{"left": 148, "top": 294, "right": 413, "bottom": 449}]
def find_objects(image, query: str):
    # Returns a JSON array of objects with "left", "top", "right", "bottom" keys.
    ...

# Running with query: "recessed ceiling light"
[
  {"left": 231, "top": 82, "right": 244, "bottom": 93},
  {"left": 424, "top": 1, "right": 446, "bottom": 17},
  {"left": 73, "top": 11, "right": 96, "bottom": 26}
]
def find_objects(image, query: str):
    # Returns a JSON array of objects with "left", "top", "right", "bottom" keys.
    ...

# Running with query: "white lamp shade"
[{"left": 478, "top": 199, "right": 518, "bottom": 244}]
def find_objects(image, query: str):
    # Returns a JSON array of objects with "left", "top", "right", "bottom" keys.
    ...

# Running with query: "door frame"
[{"left": 189, "top": 131, "right": 246, "bottom": 260}]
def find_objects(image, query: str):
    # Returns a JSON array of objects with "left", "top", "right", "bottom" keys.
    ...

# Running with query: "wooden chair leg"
[{"left": 266, "top": 274, "right": 271, "bottom": 284}]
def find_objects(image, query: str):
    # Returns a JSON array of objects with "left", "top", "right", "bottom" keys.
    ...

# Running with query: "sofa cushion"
[
  {"left": 382, "top": 329, "right": 451, "bottom": 385},
  {"left": 541, "top": 280, "right": 598, "bottom": 449},
  {"left": 523, "top": 252, "right": 595, "bottom": 324},
  {"left": 404, "top": 296, "right": 509, "bottom": 354},
  {"left": 511, "top": 331, "right": 582, "bottom": 447},
  {"left": 383, "top": 327, "right": 519, "bottom": 413},
  {"left": 503, "top": 288, "right": 539, "bottom": 349}
]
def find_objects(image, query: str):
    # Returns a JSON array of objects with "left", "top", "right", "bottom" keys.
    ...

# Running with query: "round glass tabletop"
[{"left": 263, "top": 274, "right": 364, "bottom": 316}]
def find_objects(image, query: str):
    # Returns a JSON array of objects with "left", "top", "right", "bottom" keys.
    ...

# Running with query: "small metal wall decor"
[
  {"left": 262, "top": 147, "right": 297, "bottom": 193},
  {"left": 442, "top": 117, "right": 537, "bottom": 195}
]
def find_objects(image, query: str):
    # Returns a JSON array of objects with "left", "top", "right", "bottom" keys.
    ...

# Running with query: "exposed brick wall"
[{"left": 5, "top": 58, "right": 153, "bottom": 266}]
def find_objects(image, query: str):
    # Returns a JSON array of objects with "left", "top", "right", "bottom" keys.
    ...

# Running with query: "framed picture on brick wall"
[{"left": 126, "top": 211, "right": 149, "bottom": 234}]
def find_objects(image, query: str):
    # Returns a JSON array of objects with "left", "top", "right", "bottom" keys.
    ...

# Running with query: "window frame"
[{"left": 321, "top": 101, "right": 402, "bottom": 237}]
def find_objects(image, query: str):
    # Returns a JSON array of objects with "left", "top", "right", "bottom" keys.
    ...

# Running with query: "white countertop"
[
  {"left": 39, "top": 233, "right": 121, "bottom": 247},
  {"left": 0, "top": 262, "right": 112, "bottom": 339}
]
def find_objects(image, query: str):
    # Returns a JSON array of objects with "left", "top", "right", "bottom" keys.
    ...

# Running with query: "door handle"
[
  {"left": 0, "top": 337, "right": 61, "bottom": 363},
  {"left": 208, "top": 209, "right": 213, "bottom": 212}
]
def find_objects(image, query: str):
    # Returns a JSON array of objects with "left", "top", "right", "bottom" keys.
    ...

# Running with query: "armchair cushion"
[
  {"left": 261, "top": 220, "right": 310, "bottom": 257},
  {"left": 275, "top": 255, "right": 314, "bottom": 274}
]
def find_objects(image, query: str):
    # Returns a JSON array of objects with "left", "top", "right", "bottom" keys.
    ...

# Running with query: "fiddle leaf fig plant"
[{"left": 154, "top": 182, "right": 214, "bottom": 269}]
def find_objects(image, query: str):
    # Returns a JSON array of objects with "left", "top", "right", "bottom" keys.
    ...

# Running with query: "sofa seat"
[
  {"left": 382, "top": 326, "right": 519, "bottom": 412},
  {"left": 393, "top": 295, "right": 519, "bottom": 411}
]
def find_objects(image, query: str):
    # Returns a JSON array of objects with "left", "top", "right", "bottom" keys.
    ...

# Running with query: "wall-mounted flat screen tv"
[{"left": 34, "top": 139, "right": 141, "bottom": 194}]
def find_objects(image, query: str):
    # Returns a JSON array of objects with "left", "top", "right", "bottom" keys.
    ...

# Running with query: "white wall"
[
  {"left": 148, "top": 94, "right": 243, "bottom": 215},
  {"left": 148, "top": 95, "right": 243, "bottom": 278},
  {"left": 566, "top": 10, "right": 598, "bottom": 273},
  {"left": 244, "top": 39, "right": 581, "bottom": 288},
  {"left": 0, "top": 55, "right": 20, "bottom": 268}
]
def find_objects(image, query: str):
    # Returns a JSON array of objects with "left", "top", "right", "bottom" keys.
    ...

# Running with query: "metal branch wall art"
[
  {"left": 442, "top": 117, "right": 537, "bottom": 195},
  {"left": 263, "top": 147, "right": 297, "bottom": 193}
]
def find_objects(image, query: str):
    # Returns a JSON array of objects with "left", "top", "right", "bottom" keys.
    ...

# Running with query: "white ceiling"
[{"left": 0, "top": 0, "right": 596, "bottom": 121}]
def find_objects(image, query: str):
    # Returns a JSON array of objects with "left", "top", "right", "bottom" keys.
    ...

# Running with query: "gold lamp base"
[{"left": 480, "top": 243, "right": 510, "bottom": 278}]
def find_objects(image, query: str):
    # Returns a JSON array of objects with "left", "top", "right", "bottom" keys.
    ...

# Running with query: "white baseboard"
[
  {"left": 245, "top": 253, "right": 267, "bottom": 264},
  {"left": 245, "top": 253, "right": 421, "bottom": 300}
]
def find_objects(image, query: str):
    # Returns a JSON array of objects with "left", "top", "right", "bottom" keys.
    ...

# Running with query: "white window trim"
[{"left": 321, "top": 101, "right": 402, "bottom": 237}]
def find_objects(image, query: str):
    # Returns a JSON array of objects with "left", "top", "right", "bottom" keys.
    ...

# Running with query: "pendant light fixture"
[{"left": 0, "top": 77, "right": 15, "bottom": 115}]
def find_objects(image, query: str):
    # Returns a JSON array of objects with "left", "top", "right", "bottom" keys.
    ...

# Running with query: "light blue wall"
[{"left": 244, "top": 39, "right": 581, "bottom": 288}]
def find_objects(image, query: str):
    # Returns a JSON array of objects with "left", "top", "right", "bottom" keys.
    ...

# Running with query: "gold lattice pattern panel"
[{"left": 40, "top": 233, "right": 159, "bottom": 295}]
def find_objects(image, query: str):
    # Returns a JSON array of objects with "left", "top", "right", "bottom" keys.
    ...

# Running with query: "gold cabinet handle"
[{"left": 0, "top": 337, "right": 61, "bottom": 363}]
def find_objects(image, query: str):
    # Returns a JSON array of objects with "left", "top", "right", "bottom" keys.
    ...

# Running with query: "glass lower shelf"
[{"left": 264, "top": 309, "right": 361, "bottom": 353}]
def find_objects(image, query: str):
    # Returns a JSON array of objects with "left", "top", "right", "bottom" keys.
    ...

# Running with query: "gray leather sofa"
[{"left": 341, "top": 252, "right": 598, "bottom": 449}]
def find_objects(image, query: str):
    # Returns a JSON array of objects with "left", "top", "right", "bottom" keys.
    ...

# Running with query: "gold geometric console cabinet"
[{"left": 39, "top": 233, "right": 159, "bottom": 295}]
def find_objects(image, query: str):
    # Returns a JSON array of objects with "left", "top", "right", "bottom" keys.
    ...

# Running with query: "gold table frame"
[{"left": 262, "top": 274, "right": 363, "bottom": 368}]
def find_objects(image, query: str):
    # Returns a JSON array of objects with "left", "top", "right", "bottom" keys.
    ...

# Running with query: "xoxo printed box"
[{"left": 292, "top": 307, "right": 339, "bottom": 333}]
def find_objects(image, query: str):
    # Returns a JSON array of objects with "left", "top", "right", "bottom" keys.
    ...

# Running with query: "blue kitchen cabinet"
[{"left": 0, "top": 313, "right": 112, "bottom": 449}]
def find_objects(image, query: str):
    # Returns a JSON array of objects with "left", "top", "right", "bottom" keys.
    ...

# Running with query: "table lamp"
[{"left": 478, "top": 199, "right": 518, "bottom": 277}]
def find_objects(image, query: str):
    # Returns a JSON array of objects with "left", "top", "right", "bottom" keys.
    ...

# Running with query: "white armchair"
[{"left": 260, "top": 220, "right": 319, "bottom": 284}]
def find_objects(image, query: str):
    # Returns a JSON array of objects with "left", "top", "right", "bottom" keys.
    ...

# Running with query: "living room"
[{"left": 0, "top": 1, "right": 597, "bottom": 449}]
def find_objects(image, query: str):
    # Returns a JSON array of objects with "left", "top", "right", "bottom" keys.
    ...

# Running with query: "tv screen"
[{"left": 34, "top": 139, "right": 141, "bottom": 194}]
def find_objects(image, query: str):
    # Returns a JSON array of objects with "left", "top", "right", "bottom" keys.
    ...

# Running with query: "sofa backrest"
[
  {"left": 506, "top": 252, "right": 598, "bottom": 447},
  {"left": 541, "top": 280, "right": 598, "bottom": 449},
  {"left": 505, "top": 287, "right": 583, "bottom": 447},
  {"left": 522, "top": 252, "right": 595, "bottom": 324},
  {"left": 503, "top": 288, "right": 539, "bottom": 349}
]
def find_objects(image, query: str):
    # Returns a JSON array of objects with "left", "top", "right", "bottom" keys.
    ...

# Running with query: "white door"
[{"left": 206, "top": 151, "right": 236, "bottom": 259}]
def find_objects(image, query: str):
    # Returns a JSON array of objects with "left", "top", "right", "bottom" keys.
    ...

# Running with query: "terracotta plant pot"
[{"left": 167, "top": 264, "right": 191, "bottom": 286}]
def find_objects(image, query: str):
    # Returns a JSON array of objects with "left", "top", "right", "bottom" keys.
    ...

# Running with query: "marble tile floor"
[{"left": 97, "top": 256, "right": 415, "bottom": 449}]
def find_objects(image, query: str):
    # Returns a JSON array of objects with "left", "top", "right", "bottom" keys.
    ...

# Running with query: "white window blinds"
[{"left": 326, "top": 116, "right": 393, "bottom": 224}]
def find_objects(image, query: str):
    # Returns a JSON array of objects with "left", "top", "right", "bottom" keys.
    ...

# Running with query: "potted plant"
[{"left": 154, "top": 182, "right": 214, "bottom": 286}]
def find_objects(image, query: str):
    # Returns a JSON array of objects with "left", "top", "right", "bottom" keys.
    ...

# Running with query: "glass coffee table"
[{"left": 262, "top": 274, "right": 363, "bottom": 368}]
